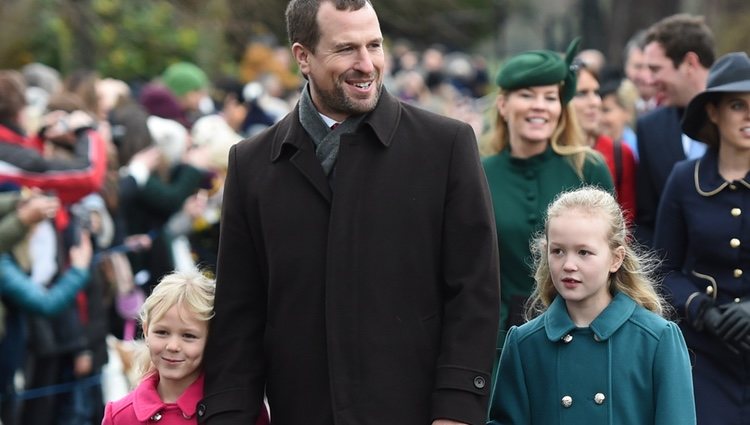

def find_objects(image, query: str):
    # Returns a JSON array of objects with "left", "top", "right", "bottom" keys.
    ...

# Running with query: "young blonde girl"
[
  {"left": 488, "top": 186, "right": 695, "bottom": 425},
  {"left": 100, "top": 271, "right": 255, "bottom": 424}
]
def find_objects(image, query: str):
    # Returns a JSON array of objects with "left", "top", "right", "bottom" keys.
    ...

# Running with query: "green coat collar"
[{"left": 544, "top": 292, "right": 636, "bottom": 342}]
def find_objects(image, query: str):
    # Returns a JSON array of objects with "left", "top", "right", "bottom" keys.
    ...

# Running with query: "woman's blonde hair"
[
  {"left": 525, "top": 186, "right": 669, "bottom": 319},
  {"left": 480, "top": 86, "right": 595, "bottom": 178},
  {"left": 134, "top": 269, "right": 216, "bottom": 380}
]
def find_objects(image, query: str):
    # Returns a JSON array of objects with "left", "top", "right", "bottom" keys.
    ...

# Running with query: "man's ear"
[{"left": 292, "top": 42, "right": 311, "bottom": 76}]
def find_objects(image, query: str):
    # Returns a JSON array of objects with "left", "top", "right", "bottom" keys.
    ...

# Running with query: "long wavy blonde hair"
[
  {"left": 525, "top": 186, "right": 670, "bottom": 320},
  {"left": 480, "top": 86, "right": 595, "bottom": 178}
]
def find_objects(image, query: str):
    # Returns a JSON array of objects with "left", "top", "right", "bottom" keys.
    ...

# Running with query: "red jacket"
[
  {"left": 0, "top": 123, "right": 107, "bottom": 205},
  {"left": 103, "top": 373, "right": 269, "bottom": 425},
  {"left": 594, "top": 135, "right": 637, "bottom": 224}
]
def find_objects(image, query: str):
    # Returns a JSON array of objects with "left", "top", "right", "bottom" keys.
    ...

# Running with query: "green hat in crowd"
[
  {"left": 162, "top": 62, "right": 208, "bottom": 97},
  {"left": 496, "top": 37, "right": 581, "bottom": 105}
]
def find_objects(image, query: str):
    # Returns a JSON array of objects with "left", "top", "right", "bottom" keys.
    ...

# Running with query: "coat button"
[
  {"left": 562, "top": 334, "right": 573, "bottom": 343},
  {"left": 473, "top": 376, "right": 486, "bottom": 389},
  {"left": 732, "top": 208, "right": 742, "bottom": 217},
  {"left": 594, "top": 392, "right": 606, "bottom": 405},
  {"left": 735, "top": 269, "right": 744, "bottom": 278},
  {"left": 730, "top": 184, "right": 738, "bottom": 190},
  {"left": 731, "top": 238, "right": 741, "bottom": 248},
  {"left": 735, "top": 298, "right": 741, "bottom": 303},
  {"left": 561, "top": 395, "right": 573, "bottom": 408},
  {"left": 197, "top": 403, "right": 207, "bottom": 417},
  {"left": 593, "top": 334, "right": 601, "bottom": 342},
  {"left": 150, "top": 412, "right": 163, "bottom": 422},
  {"left": 706, "top": 285, "right": 715, "bottom": 295}
]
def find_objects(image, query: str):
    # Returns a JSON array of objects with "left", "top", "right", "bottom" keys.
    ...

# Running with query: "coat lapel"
[{"left": 270, "top": 107, "right": 332, "bottom": 203}]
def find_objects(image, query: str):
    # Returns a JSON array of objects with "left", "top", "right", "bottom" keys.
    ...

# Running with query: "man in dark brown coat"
[{"left": 199, "top": 1, "right": 500, "bottom": 424}]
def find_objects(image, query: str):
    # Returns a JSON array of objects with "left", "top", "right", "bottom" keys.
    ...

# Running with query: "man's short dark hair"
[
  {"left": 285, "top": 0, "right": 370, "bottom": 53},
  {"left": 645, "top": 13, "right": 715, "bottom": 69}
]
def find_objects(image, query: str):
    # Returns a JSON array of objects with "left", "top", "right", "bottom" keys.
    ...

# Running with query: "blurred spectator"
[
  {"left": 623, "top": 30, "right": 659, "bottom": 114},
  {"left": 571, "top": 62, "right": 637, "bottom": 223},
  {"left": 599, "top": 75, "right": 639, "bottom": 160},
  {"left": 0, "top": 70, "right": 107, "bottom": 206},
  {"left": 161, "top": 62, "right": 213, "bottom": 124}
]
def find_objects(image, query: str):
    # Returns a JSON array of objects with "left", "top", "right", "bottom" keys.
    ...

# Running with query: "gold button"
[
  {"left": 706, "top": 285, "right": 714, "bottom": 295},
  {"left": 730, "top": 184, "right": 738, "bottom": 190},
  {"left": 732, "top": 208, "right": 742, "bottom": 217},
  {"left": 735, "top": 269, "right": 744, "bottom": 278},
  {"left": 561, "top": 395, "right": 573, "bottom": 408},
  {"left": 594, "top": 392, "right": 606, "bottom": 405},
  {"left": 731, "top": 238, "right": 741, "bottom": 248},
  {"left": 562, "top": 334, "right": 573, "bottom": 343}
]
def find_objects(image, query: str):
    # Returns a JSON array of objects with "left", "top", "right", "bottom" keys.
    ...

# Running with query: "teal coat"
[
  {"left": 482, "top": 146, "right": 613, "bottom": 347},
  {"left": 489, "top": 293, "right": 696, "bottom": 425}
]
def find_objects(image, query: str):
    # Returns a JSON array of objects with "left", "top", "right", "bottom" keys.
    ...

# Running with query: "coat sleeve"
[
  {"left": 431, "top": 123, "right": 501, "bottom": 425},
  {"left": 0, "top": 129, "right": 107, "bottom": 204},
  {"left": 200, "top": 144, "right": 266, "bottom": 424},
  {"left": 653, "top": 322, "right": 696, "bottom": 425},
  {"left": 653, "top": 163, "right": 707, "bottom": 323},
  {"left": 488, "top": 327, "right": 529, "bottom": 425},
  {"left": 0, "top": 254, "right": 90, "bottom": 316}
]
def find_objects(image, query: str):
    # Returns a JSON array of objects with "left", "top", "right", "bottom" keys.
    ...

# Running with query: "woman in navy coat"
[{"left": 654, "top": 51, "right": 750, "bottom": 424}]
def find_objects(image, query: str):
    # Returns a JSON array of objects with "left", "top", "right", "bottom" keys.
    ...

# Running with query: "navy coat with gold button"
[
  {"left": 654, "top": 147, "right": 750, "bottom": 424},
  {"left": 488, "top": 293, "right": 695, "bottom": 425}
]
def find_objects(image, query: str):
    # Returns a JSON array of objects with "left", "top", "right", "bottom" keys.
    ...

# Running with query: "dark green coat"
[
  {"left": 482, "top": 146, "right": 613, "bottom": 347},
  {"left": 489, "top": 293, "right": 696, "bottom": 425}
]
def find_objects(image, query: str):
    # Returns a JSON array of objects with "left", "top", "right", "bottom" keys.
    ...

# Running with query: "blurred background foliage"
[{"left": 0, "top": 0, "right": 748, "bottom": 82}]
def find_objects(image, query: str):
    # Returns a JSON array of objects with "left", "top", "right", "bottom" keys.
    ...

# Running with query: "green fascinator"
[{"left": 495, "top": 37, "right": 582, "bottom": 105}]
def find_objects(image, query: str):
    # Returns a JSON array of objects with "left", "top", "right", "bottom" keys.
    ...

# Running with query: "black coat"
[{"left": 200, "top": 90, "right": 500, "bottom": 425}]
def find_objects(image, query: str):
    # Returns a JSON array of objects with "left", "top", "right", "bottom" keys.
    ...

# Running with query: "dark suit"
[
  {"left": 200, "top": 90, "right": 500, "bottom": 425},
  {"left": 635, "top": 106, "right": 686, "bottom": 246}
]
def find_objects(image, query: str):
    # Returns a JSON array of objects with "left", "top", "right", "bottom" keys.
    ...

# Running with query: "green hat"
[
  {"left": 162, "top": 62, "right": 208, "bottom": 97},
  {"left": 496, "top": 38, "right": 581, "bottom": 104}
]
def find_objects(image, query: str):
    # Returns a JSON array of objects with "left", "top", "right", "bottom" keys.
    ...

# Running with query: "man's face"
[
  {"left": 624, "top": 47, "right": 657, "bottom": 101},
  {"left": 644, "top": 41, "right": 691, "bottom": 107},
  {"left": 292, "top": 2, "right": 385, "bottom": 122}
]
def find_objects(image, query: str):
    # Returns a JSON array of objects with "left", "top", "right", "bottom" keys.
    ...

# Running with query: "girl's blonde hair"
[
  {"left": 525, "top": 186, "right": 669, "bottom": 319},
  {"left": 134, "top": 269, "right": 216, "bottom": 380},
  {"left": 480, "top": 86, "right": 595, "bottom": 178}
]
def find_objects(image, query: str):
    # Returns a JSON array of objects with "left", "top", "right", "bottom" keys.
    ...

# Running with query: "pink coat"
[{"left": 102, "top": 373, "right": 203, "bottom": 424}]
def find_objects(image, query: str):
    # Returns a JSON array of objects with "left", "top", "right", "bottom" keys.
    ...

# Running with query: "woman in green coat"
[
  {"left": 488, "top": 187, "right": 695, "bottom": 425},
  {"left": 481, "top": 39, "right": 613, "bottom": 352}
]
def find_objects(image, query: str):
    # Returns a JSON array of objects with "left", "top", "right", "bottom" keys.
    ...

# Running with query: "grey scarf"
[{"left": 299, "top": 84, "right": 364, "bottom": 175}]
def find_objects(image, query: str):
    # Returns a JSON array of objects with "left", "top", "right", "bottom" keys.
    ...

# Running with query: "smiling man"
[
  {"left": 634, "top": 14, "right": 714, "bottom": 246},
  {"left": 198, "top": 1, "right": 500, "bottom": 425}
]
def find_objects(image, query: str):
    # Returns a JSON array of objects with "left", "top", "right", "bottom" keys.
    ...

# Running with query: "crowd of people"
[{"left": 0, "top": 0, "right": 748, "bottom": 423}]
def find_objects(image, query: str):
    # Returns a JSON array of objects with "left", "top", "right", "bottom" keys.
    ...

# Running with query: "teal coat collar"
[{"left": 544, "top": 292, "right": 637, "bottom": 342}]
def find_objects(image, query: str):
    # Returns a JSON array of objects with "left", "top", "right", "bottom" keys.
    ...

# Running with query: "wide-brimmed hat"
[
  {"left": 682, "top": 51, "right": 750, "bottom": 142},
  {"left": 495, "top": 38, "right": 581, "bottom": 105}
]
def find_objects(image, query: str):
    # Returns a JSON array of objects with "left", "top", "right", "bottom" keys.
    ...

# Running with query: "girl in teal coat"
[{"left": 488, "top": 187, "right": 695, "bottom": 425}]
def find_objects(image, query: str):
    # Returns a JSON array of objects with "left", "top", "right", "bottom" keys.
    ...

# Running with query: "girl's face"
[
  {"left": 547, "top": 209, "right": 624, "bottom": 314},
  {"left": 600, "top": 94, "right": 631, "bottom": 142},
  {"left": 706, "top": 92, "right": 750, "bottom": 152},
  {"left": 498, "top": 84, "right": 562, "bottom": 146},
  {"left": 144, "top": 304, "right": 208, "bottom": 397},
  {"left": 571, "top": 69, "right": 601, "bottom": 140}
]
